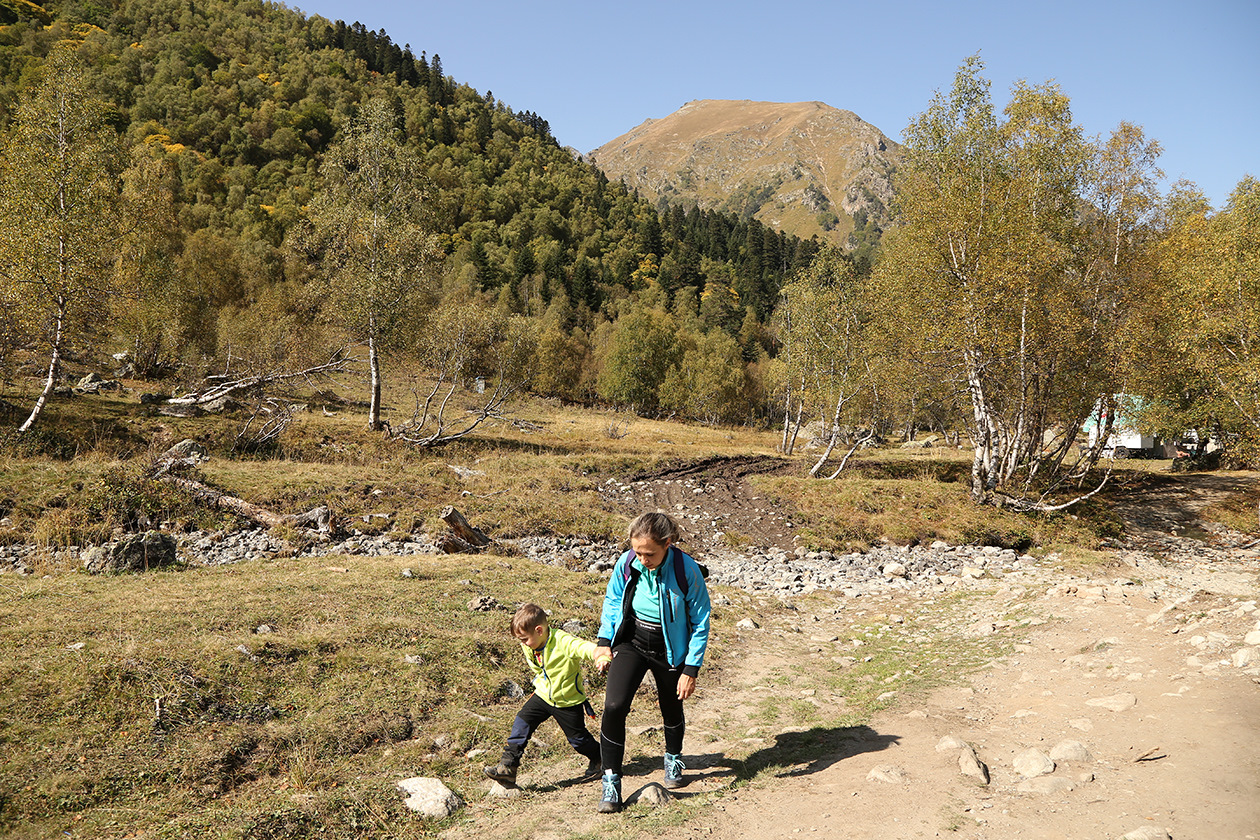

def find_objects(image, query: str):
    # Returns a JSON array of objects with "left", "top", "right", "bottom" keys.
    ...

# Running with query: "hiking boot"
[
  {"left": 663, "top": 752, "right": 686, "bottom": 789},
  {"left": 596, "top": 771, "right": 622, "bottom": 813},
  {"left": 577, "top": 759, "right": 602, "bottom": 781},
  {"left": 482, "top": 762, "right": 517, "bottom": 784}
]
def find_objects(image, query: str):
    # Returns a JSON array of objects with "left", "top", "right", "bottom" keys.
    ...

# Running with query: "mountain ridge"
[{"left": 589, "top": 98, "right": 901, "bottom": 248}]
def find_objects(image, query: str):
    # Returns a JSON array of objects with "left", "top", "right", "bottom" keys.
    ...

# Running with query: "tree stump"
[{"left": 439, "top": 506, "right": 491, "bottom": 548}]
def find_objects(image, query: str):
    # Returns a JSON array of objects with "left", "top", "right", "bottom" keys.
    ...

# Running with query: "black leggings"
[{"left": 599, "top": 642, "right": 685, "bottom": 774}]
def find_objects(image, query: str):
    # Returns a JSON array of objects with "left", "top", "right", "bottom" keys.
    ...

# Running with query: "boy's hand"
[
  {"left": 677, "top": 674, "right": 696, "bottom": 700},
  {"left": 593, "top": 646, "right": 613, "bottom": 673}
]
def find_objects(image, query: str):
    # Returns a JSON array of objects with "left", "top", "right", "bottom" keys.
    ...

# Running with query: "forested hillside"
[{"left": 0, "top": 0, "right": 819, "bottom": 427}]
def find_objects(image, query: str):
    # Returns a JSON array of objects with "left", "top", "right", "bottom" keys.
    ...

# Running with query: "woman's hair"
[
  {"left": 628, "top": 511, "right": 681, "bottom": 546},
  {"left": 511, "top": 603, "right": 549, "bottom": 635}
]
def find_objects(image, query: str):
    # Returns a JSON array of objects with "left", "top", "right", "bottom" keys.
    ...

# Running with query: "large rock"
[
  {"left": 1012, "top": 748, "right": 1055, "bottom": 778},
  {"left": 83, "top": 531, "right": 179, "bottom": 573},
  {"left": 958, "top": 745, "right": 990, "bottom": 784},
  {"left": 626, "top": 782, "right": 673, "bottom": 807},
  {"left": 1049, "top": 739, "right": 1093, "bottom": 763},
  {"left": 397, "top": 777, "right": 462, "bottom": 818}
]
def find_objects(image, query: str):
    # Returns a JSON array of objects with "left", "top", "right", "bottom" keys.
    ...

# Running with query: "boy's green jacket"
[{"left": 521, "top": 627, "right": 596, "bottom": 708}]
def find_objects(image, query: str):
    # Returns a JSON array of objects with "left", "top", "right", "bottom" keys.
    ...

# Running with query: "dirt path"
[{"left": 442, "top": 470, "right": 1260, "bottom": 840}]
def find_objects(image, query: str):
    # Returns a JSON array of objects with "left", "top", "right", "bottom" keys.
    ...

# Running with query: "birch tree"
[
  {"left": 0, "top": 44, "right": 125, "bottom": 431},
  {"left": 1151, "top": 177, "right": 1260, "bottom": 463},
  {"left": 875, "top": 56, "right": 1159, "bottom": 505},
  {"left": 777, "top": 247, "right": 872, "bottom": 477},
  {"left": 293, "top": 98, "right": 437, "bottom": 431}
]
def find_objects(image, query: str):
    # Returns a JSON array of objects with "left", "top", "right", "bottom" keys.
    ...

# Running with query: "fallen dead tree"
[
  {"left": 151, "top": 442, "right": 335, "bottom": 533},
  {"left": 164, "top": 350, "right": 350, "bottom": 409}
]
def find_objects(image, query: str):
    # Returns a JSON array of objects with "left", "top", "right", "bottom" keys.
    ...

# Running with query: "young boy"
[{"left": 483, "top": 603, "right": 612, "bottom": 785}]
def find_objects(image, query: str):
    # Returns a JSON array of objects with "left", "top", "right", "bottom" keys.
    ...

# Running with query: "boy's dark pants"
[{"left": 501, "top": 694, "right": 600, "bottom": 767}]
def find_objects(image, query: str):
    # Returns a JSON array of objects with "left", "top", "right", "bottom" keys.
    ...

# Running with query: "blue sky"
[{"left": 293, "top": 0, "right": 1258, "bottom": 211}]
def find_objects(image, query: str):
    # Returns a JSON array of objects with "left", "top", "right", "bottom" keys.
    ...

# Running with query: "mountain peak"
[{"left": 589, "top": 99, "right": 900, "bottom": 245}]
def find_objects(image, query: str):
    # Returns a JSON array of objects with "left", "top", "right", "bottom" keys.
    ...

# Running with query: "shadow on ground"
[{"left": 621, "top": 723, "right": 900, "bottom": 792}]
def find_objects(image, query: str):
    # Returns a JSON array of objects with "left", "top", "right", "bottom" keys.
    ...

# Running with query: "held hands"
[{"left": 593, "top": 646, "right": 613, "bottom": 673}]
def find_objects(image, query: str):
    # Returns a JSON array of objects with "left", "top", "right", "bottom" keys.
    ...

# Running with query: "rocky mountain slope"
[{"left": 588, "top": 99, "right": 901, "bottom": 246}]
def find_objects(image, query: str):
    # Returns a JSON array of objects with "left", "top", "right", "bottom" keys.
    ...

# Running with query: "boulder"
[
  {"left": 396, "top": 777, "right": 462, "bottom": 818},
  {"left": 1012, "top": 748, "right": 1055, "bottom": 778},
  {"left": 1049, "top": 739, "right": 1094, "bottom": 763},
  {"left": 958, "top": 745, "right": 990, "bottom": 784},
  {"left": 626, "top": 782, "right": 673, "bottom": 807},
  {"left": 83, "top": 531, "right": 179, "bottom": 574}
]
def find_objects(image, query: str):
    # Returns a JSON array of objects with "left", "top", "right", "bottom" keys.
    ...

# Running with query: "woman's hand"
[
  {"left": 594, "top": 646, "right": 613, "bottom": 673},
  {"left": 676, "top": 674, "right": 696, "bottom": 700}
]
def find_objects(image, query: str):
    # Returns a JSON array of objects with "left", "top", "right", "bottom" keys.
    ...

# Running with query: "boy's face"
[
  {"left": 515, "top": 623, "right": 549, "bottom": 651},
  {"left": 631, "top": 535, "right": 671, "bottom": 570}
]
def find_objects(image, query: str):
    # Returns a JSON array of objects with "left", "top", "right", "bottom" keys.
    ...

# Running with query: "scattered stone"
[
  {"left": 1049, "top": 739, "right": 1093, "bottom": 763},
  {"left": 1086, "top": 692, "right": 1138, "bottom": 712},
  {"left": 485, "top": 780, "right": 521, "bottom": 799},
  {"left": 935, "top": 734, "right": 968, "bottom": 753},
  {"left": 626, "top": 782, "right": 673, "bottom": 807},
  {"left": 866, "top": 765, "right": 906, "bottom": 784},
  {"left": 65, "top": 642, "right": 86, "bottom": 651},
  {"left": 1013, "top": 748, "right": 1055, "bottom": 778},
  {"left": 1016, "top": 776, "right": 1075, "bottom": 794},
  {"left": 882, "top": 562, "right": 907, "bottom": 578},
  {"left": 1232, "top": 647, "right": 1258, "bottom": 668},
  {"left": 468, "top": 595, "right": 501, "bottom": 612},
  {"left": 1245, "top": 630, "right": 1260, "bottom": 646},
  {"left": 958, "top": 745, "right": 990, "bottom": 784},
  {"left": 736, "top": 618, "right": 760, "bottom": 630},
  {"left": 397, "top": 777, "right": 463, "bottom": 818},
  {"left": 254, "top": 625, "right": 274, "bottom": 634}
]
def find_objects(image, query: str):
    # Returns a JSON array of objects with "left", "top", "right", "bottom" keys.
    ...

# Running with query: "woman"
[{"left": 593, "top": 512, "right": 711, "bottom": 813}]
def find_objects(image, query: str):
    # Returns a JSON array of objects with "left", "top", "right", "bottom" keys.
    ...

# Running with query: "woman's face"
[{"left": 631, "top": 535, "right": 671, "bottom": 570}]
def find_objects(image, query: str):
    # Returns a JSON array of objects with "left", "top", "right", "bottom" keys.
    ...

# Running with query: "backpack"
[{"left": 619, "top": 546, "right": 709, "bottom": 597}]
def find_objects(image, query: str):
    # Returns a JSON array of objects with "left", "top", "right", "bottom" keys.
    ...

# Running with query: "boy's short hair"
[{"left": 511, "top": 603, "right": 549, "bottom": 635}]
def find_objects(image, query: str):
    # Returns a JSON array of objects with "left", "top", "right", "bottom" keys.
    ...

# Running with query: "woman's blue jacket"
[{"left": 596, "top": 546, "right": 711, "bottom": 677}]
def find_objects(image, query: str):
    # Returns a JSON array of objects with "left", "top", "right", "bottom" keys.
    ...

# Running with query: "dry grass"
[{"left": 0, "top": 554, "right": 622, "bottom": 839}]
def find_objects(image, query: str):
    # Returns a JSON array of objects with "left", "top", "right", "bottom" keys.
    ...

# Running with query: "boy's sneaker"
[
  {"left": 482, "top": 762, "right": 517, "bottom": 784},
  {"left": 577, "top": 759, "right": 602, "bottom": 781},
  {"left": 597, "top": 771, "right": 622, "bottom": 813},
  {"left": 663, "top": 752, "right": 686, "bottom": 789}
]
